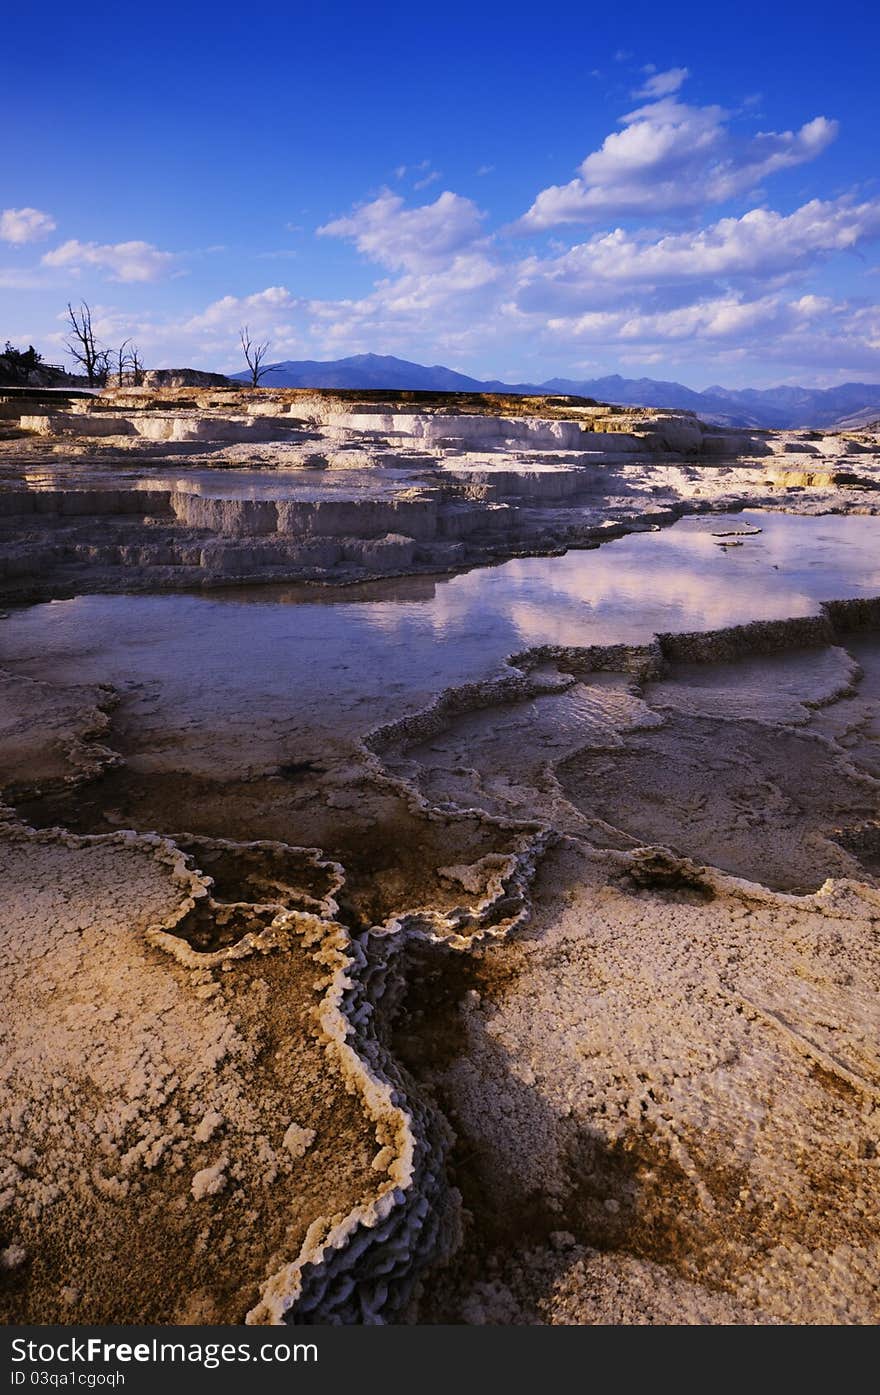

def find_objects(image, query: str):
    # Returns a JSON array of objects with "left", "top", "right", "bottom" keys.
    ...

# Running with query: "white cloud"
[
  {"left": 318, "top": 189, "right": 487, "bottom": 272},
  {"left": 543, "top": 293, "right": 813, "bottom": 344},
  {"left": 707, "top": 115, "right": 838, "bottom": 202},
  {"left": 9, "top": 66, "right": 871, "bottom": 388},
  {"left": 123, "top": 199, "right": 878, "bottom": 376},
  {"left": 0, "top": 207, "right": 57, "bottom": 244},
  {"left": 41, "top": 238, "right": 176, "bottom": 283},
  {"left": 305, "top": 188, "right": 507, "bottom": 360},
  {"left": 515, "top": 197, "right": 880, "bottom": 305},
  {"left": 500, "top": 287, "right": 880, "bottom": 377},
  {"left": 519, "top": 90, "right": 839, "bottom": 228},
  {"left": 633, "top": 66, "right": 689, "bottom": 99},
  {"left": 181, "top": 285, "right": 300, "bottom": 335},
  {"left": 44, "top": 272, "right": 880, "bottom": 384}
]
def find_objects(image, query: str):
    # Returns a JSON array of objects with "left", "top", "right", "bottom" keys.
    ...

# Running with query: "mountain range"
[{"left": 231, "top": 354, "right": 880, "bottom": 430}]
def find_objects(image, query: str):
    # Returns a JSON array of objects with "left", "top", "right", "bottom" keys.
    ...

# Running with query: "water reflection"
[{"left": 2, "top": 512, "right": 878, "bottom": 743}]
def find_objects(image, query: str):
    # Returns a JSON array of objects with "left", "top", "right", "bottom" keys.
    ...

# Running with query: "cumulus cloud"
[
  {"left": 181, "top": 285, "right": 300, "bottom": 335},
  {"left": 302, "top": 188, "right": 507, "bottom": 361},
  {"left": 519, "top": 88, "right": 839, "bottom": 228},
  {"left": 1, "top": 207, "right": 57, "bottom": 244},
  {"left": 318, "top": 190, "right": 487, "bottom": 272},
  {"left": 41, "top": 238, "right": 176, "bottom": 282},
  {"left": 515, "top": 197, "right": 880, "bottom": 309}
]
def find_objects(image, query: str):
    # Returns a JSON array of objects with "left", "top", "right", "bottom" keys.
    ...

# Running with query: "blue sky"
[{"left": 3, "top": 0, "right": 879, "bottom": 387}]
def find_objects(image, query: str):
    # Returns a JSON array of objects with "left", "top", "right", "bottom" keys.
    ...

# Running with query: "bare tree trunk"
[
  {"left": 129, "top": 346, "right": 144, "bottom": 386},
  {"left": 116, "top": 339, "right": 132, "bottom": 386},
  {"left": 239, "top": 325, "right": 272, "bottom": 387},
  {"left": 65, "top": 302, "right": 108, "bottom": 386}
]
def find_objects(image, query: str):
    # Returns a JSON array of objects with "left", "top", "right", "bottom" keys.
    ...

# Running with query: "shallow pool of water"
[
  {"left": 2, "top": 511, "right": 878, "bottom": 748},
  {"left": 5, "top": 463, "right": 422, "bottom": 503}
]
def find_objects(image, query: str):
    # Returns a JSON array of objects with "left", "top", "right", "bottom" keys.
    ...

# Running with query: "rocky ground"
[
  {"left": 386, "top": 621, "right": 880, "bottom": 1324},
  {"left": 0, "top": 389, "right": 878, "bottom": 1324}
]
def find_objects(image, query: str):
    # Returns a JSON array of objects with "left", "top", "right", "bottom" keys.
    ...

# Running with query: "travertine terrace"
[
  {"left": 2, "top": 385, "right": 878, "bottom": 601},
  {"left": 1, "top": 386, "right": 878, "bottom": 1325}
]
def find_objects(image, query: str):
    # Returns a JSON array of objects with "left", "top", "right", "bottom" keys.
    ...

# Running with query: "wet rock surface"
[
  {"left": 2, "top": 387, "right": 878, "bottom": 603},
  {"left": 0, "top": 392, "right": 878, "bottom": 1325}
]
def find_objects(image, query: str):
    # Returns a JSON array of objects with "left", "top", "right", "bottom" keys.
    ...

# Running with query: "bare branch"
[
  {"left": 116, "top": 339, "right": 132, "bottom": 385},
  {"left": 65, "top": 301, "right": 109, "bottom": 385},
  {"left": 239, "top": 323, "right": 272, "bottom": 387},
  {"left": 129, "top": 345, "right": 144, "bottom": 386}
]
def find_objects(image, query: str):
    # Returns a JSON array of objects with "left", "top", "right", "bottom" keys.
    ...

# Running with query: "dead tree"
[
  {"left": 113, "top": 340, "right": 144, "bottom": 386},
  {"left": 239, "top": 325, "right": 272, "bottom": 387},
  {"left": 129, "top": 345, "right": 144, "bottom": 386},
  {"left": 65, "top": 302, "right": 110, "bottom": 386},
  {"left": 115, "top": 339, "right": 132, "bottom": 386}
]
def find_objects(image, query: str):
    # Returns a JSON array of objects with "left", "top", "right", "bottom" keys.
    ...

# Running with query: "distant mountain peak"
[{"left": 229, "top": 355, "right": 880, "bottom": 429}]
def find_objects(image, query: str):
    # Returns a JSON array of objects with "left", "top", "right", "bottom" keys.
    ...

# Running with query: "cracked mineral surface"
[{"left": 0, "top": 389, "right": 878, "bottom": 1324}]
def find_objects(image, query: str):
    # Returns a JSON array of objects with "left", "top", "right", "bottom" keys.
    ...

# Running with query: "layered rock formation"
[{"left": 1, "top": 387, "right": 878, "bottom": 602}]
